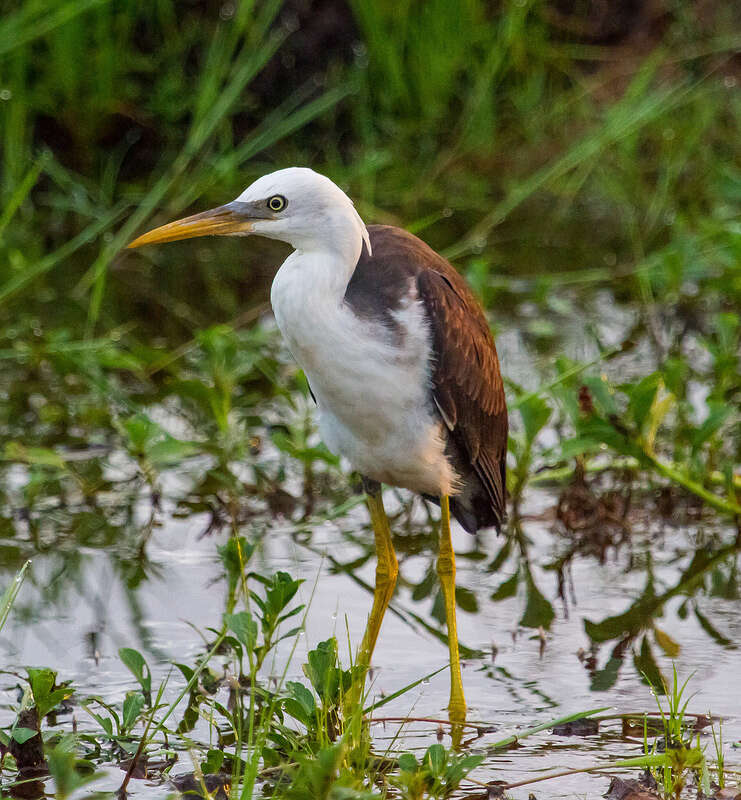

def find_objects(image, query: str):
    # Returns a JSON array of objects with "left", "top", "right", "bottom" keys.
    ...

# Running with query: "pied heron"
[{"left": 128, "top": 168, "right": 508, "bottom": 720}]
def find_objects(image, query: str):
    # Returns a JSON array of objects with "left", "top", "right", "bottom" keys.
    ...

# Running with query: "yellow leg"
[
  {"left": 437, "top": 495, "right": 466, "bottom": 722},
  {"left": 359, "top": 483, "right": 398, "bottom": 666}
]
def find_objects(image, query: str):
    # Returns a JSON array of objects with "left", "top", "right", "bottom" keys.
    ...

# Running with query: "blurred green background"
[{"left": 2, "top": 0, "right": 739, "bottom": 341}]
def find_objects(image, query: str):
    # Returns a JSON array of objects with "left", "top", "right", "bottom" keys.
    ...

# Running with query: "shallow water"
[
  {"left": 1, "top": 274, "right": 739, "bottom": 798},
  {"left": 1, "top": 459, "right": 739, "bottom": 797}
]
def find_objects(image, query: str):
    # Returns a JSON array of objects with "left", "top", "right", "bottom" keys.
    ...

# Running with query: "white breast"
[{"left": 270, "top": 251, "right": 457, "bottom": 497}]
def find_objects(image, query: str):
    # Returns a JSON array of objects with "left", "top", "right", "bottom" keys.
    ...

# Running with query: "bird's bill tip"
[{"left": 126, "top": 204, "right": 253, "bottom": 249}]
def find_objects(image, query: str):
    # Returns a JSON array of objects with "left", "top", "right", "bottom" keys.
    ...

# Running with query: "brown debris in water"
[
  {"left": 171, "top": 772, "right": 231, "bottom": 799},
  {"left": 119, "top": 753, "right": 176, "bottom": 780},
  {"left": 482, "top": 780, "right": 509, "bottom": 798},
  {"left": 552, "top": 717, "right": 600, "bottom": 736},
  {"left": 605, "top": 774, "right": 660, "bottom": 800},
  {"left": 707, "top": 787, "right": 741, "bottom": 799}
]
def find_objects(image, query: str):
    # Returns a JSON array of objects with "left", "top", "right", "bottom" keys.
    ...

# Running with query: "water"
[
  {"left": 0, "top": 271, "right": 738, "bottom": 797},
  {"left": 1, "top": 464, "right": 738, "bottom": 797}
]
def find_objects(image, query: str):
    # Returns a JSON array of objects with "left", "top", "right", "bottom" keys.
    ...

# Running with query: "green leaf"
[
  {"left": 276, "top": 605, "right": 305, "bottom": 626},
  {"left": 0, "top": 560, "right": 30, "bottom": 634},
  {"left": 304, "top": 638, "right": 337, "bottom": 698},
  {"left": 459, "top": 753, "right": 484, "bottom": 772},
  {"left": 217, "top": 537, "right": 255, "bottom": 595},
  {"left": 445, "top": 752, "right": 485, "bottom": 785},
  {"left": 121, "top": 691, "right": 145, "bottom": 732},
  {"left": 653, "top": 626, "right": 680, "bottom": 658},
  {"left": 121, "top": 414, "right": 153, "bottom": 452},
  {"left": 645, "top": 383, "right": 674, "bottom": 451},
  {"left": 46, "top": 733, "right": 102, "bottom": 798},
  {"left": 581, "top": 374, "right": 618, "bottom": 417},
  {"left": 627, "top": 373, "right": 661, "bottom": 431},
  {"left": 201, "top": 749, "right": 224, "bottom": 775},
  {"left": 411, "top": 567, "right": 437, "bottom": 602},
  {"left": 165, "top": 379, "right": 219, "bottom": 419},
  {"left": 4, "top": 442, "right": 67, "bottom": 469},
  {"left": 284, "top": 681, "right": 316, "bottom": 725},
  {"left": 173, "top": 662, "right": 195, "bottom": 682},
  {"left": 454, "top": 585, "right": 478, "bottom": 613},
  {"left": 11, "top": 727, "right": 38, "bottom": 745},
  {"left": 93, "top": 345, "right": 144, "bottom": 372},
  {"left": 487, "top": 539, "right": 512, "bottom": 573},
  {"left": 424, "top": 743, "right": 446, "bottom": 776},
  {"left": 121, "top": 414, "right": 199, "bottom": 466},
  {"left": 118, "top": 648, "right": 151, "bottom": 697},
  {"left": 584, "top": 577, "right": 657, "bottom": 643},
  {"left": 82, "top": 697, "right": 121, "bottom": 737},
  {"left": 518, "top": 394, "right": 551, "bottom": 445},
  {"left": 147, "top": 436, "right": 200, "bottom": 467},
  {"left": 556, "top": 436, "right": 604, "bottom": 460},
  {"left": 397, "top": 753, "right": 418, "bottom": 773},
  {"left": 225, "top": 611, "right": 258, "bottom": 652},
  {"left": 694, "top": 607, "right": 734, "bottom": 647},
  {"left": 27, "top": 667, "right": 72, "bottom": 718},
  {"left": 270, "top": 429, "right": 340, "bottom": 465},
  {"left": 288, "top": 681, "right": 316, "bottom": 716},
  {"left": 303, "top": 638, "right": 351, "bottom": 703},
  {"left": 590, "top": 656, "right": 621, "bottom": 691},
  {"left": 634, "top": 636, "right": 665, "bottom": 693},
  {"left": 579, "top": 414, "right": 643, "bottom": 460},
  {"left": 264, "top": 572, "right": 302, "bottom": 620},
  {"left": 690, "top": 402, "right": 730, "bottom": 450}
]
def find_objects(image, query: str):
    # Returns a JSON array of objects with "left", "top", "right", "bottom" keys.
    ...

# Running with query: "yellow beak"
[{"left": 127, "top": 203, "right": 255, "bottom": 249}]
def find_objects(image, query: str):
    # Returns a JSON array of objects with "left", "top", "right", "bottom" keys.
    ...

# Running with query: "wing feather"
[
  {"left": 350, "top": 225, "right": 508, "bottom": 531},
  {"left": 416, "top": 266, "right": 508, "bottom": 528}
]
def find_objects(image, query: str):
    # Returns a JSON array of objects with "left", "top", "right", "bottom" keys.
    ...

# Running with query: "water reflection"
[
  {"left": 2, "top": 457, "right": 739, "bottom": 678},
  {"left": 1, "top": 435, "right": 739, "bottom": 798}
]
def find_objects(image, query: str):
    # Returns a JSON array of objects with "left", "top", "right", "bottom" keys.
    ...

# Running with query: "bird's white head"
[
  {"left": 235, "top": 168, "right": 371, "bottom": 256},
  {"left": 127, "top": 167, "right": 371, "bottom": 262}
]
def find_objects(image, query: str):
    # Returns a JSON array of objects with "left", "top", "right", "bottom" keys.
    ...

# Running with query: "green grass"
[{"left": 0, "top": 560, "right": 30, "bottom": 634}]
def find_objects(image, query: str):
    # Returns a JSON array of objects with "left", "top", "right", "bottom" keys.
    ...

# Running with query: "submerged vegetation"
[{"left": 0, "top": 0, "right": 739, "bottom": 797}]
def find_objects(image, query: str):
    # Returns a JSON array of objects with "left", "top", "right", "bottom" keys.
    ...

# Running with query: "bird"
[{"left": 127, "top": 167, "right": 508, "bottom": 721}]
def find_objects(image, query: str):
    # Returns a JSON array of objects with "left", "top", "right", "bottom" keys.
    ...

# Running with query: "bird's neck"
[
  {"left": 269, "top": 206, "right": 369, "bottom": 372},
  {"left": 277, "top": 243, "right": 359, "bottom": 300},
  {"left": 270, "top": 244, "right": 359, "bottom": 369},
  {"left": 272, "top": 209, "right": 365, "bottom": 307}
]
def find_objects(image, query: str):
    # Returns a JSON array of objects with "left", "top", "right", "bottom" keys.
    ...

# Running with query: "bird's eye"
[{"left": 268, "top": 195, "right": 287, "bottom": 212}]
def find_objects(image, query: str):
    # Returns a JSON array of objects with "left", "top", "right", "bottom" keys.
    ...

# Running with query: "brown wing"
[
  {"left": 351, "top": 225, "right": 508, "bottom": 532},
  {"left": 415, "top": 257, "right": 508, "bottom": 532}
]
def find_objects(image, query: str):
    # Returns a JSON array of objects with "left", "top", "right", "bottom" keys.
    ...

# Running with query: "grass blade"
[
  {"left": 490, "top": 706, "right": 611, "bottom": 749},
  {"left": 0, "top": 0, "right": 111, "bottom": 57},
  {"left": 0, "top": 560, "right": 31, "bottom": 633},
  {"left": 445, "top": 74, "right": 699, "bottom": 259},
  {"left": 81, "top": 23, "right": 289, "bottom": 330},
  {"left": 0, "top": 203, "right": 126, "bottom": 307},
  {"left": 0, "top": 155, "right": 46, "bottom": 238}
]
